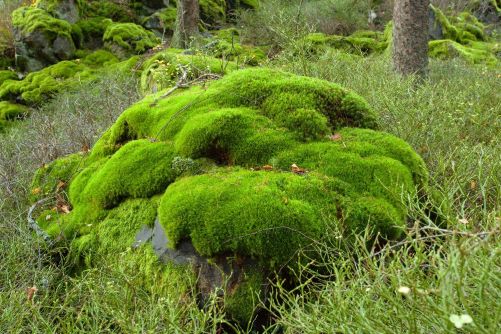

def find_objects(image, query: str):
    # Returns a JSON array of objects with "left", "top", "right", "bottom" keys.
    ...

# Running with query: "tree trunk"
[
  {"left": 172, "top": 0, "right": 200, "bottom": 49},
  {"left": 392, "top": 0, "right": 430, "bottom": 78}
]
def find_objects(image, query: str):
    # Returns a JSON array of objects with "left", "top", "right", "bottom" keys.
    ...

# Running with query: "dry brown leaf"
[
  {"left": 26, "top": 286, "right": 38, "bottom": 303},
  {"left": 58, "top": 205, "right": 71, "bottom": 214},
  {"left": 291, "top": 164, "right": 307, "bottom": 175},
  {"left": 329, "top": 133, "right": 342, "bottom": 141},
  {"left": 56, "top": 181, "right": 66, "bottom": 192}
]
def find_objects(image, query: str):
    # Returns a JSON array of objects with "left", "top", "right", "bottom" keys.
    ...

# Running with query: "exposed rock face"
[
  {"left": 36, "top": 0, "right": 80, "bottom": 24},
  {"left": 428, "top": 7, "right": 443, "bottom": 40},
  {"left": 12, "top": 7, "right": 76, "bottom": 72}
]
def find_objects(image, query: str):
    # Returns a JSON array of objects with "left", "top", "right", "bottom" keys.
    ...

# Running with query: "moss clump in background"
[
  {"left": 103, "top": 22, "right": 160, "bottom": 57},
  {"left": 31, "top": 67, "right": 429, "bottom": 324}
]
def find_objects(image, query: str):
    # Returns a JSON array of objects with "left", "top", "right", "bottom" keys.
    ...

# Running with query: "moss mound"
[
  {"left": 0, "top": 101, "right": 28, "bottom": 131},
  {"left": 139, "top": 48, "right": 238, "bottom": 94},
  {"left": 32, "top": 68, "right": 428, "bottom": 323},
  {"left": 0, "top": 50, "right": 119, "bottom": 105},
  {"left": 103, "top": 22, "right": 160, "bottom": 57}
]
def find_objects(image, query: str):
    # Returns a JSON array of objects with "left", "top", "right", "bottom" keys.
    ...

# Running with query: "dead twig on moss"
[{"left": 27, "top": 198, "right": 53, "bottom": 245}]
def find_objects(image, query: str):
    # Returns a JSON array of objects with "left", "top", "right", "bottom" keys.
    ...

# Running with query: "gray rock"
[
  {"left": 34, "top": 0, "right": 80, "bottom": 24},
  {"left": 134, "top": 217, "right": 268, "bottom": 309},
  {"left": 429, "top": 7, "right": 443, "bottom": 40}
]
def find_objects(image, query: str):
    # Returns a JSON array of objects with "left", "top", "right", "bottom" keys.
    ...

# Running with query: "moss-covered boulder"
[
  {"left": 12, "top": 6, "right": 77, "bottom": 72},
  {"left": 31, "top": 68, "right": 428, "bottom": 324},
  {"left": 103, "top": 22, "right": 160, "bottom": 57},
  {"left": 0, "top": 50, "right": 119, "bottom": 105}
]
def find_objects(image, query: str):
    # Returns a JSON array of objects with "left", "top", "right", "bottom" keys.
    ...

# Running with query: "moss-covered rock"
[
  {"left": 305, "top": 31, "right": 389, "bottom": 56},
  {"left": 12, "top": 6, "right": 76, "bottom": 72},
  {"left": 34, "top": 0, "right": 80, "bottom": 24},
  {"left": 0, "top": 50, "right": 119, "bottom": 105},
  {"left": 429, "top": 39, "right": 500, "bottom": 66},
  {"left": 32, "top": 68, "right": 428, "bottom": 324},
  {"left": 103, "top": 22, "right": 160, "bottom": 57}
]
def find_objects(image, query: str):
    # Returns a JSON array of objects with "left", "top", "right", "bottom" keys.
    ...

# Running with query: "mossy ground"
[{"left": 30, "top": 67, "right": 428, "bottom": 323}]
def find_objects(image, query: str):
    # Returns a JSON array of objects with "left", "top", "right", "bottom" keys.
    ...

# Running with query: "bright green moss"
[
  {"left": 0, "top": 101, "right": 27, "bottom": 120},
  {"left": 0, "top": 101, "right": 29, "bottom": 131},
  {"left": 305, "top": 32, "right": 388, "bottom": 56},
  {"left": 159, "top": 169, "right": 338, "bottom": 264},
  {"left": 205, "top": 30, "right": 267, "bottom": 65},
  {"left": 429, "top": 40, "right": 499, "bottom": 66},
  {"left": 0, "top": 60, "right": 90, "bottom": 104},
  {"left": 81, "top": 49, "right": 119, "bottom": 66},
  {"left": 223, "top": 267, "right": 264, "bottom": 324},
  {"left": 73, "top": 140, "right": 178, "bottom": 209},
  {"left": 73, "top": 17, "right": 112, "bottom": 46},
  {"left": 12, "top": 6, "right": 73, "bottom": 39},
  {"left": 77, "top": 0, "right": 135, "bottom": 22},
  {"left": 0, "top": 50, "right": 121, "bottom": 105},
  {"left": 430, "top": 5, "right": 487, "bottom": 44},
  {"left": 30, "top": 153, "right": 85, "bottom": 201},
  {"left": 103, "top": 22, "right": 160, "bottom": 55},
  {"left": 139, "top": 49, "right": 237, "bottom": 94},
  {"left": 0, "top": 70, "right": 17, "bottom": 85}
]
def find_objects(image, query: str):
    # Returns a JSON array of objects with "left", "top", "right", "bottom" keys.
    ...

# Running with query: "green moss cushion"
[{"left": 32, "top": 68, "right": 428, "bottom": 323}]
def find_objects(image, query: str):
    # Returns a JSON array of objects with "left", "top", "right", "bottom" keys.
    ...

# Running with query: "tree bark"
[
  {"left": 392, "top": 0, "right": 430, "bottom": 78},
  {"left": 172, "top": 0, "right": 200, "bottom": 49}
]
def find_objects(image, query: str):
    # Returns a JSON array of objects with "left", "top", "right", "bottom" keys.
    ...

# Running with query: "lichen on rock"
[{"left": 31, "top": 67, "right": 429, "bottom": 324}]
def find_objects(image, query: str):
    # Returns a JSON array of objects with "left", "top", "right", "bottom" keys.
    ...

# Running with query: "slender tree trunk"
[
  {"left": 392, "top": 0, "right": 430, "bottom": 78},
  {"left": 172, "top": 0, "right": 200, "bottom": 49}
]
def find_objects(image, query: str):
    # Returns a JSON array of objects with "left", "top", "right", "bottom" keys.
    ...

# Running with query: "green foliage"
[
  {"left": 103, "top": 22, "right": 160, "bottom": 55},
  {"left": 305, "top": 31, "right": 388, "bottom": 56}
]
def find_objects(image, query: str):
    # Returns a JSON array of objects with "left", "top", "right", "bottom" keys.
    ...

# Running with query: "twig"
[{"left": 27, "top": 198, "right": 53, "bottom": 245}]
